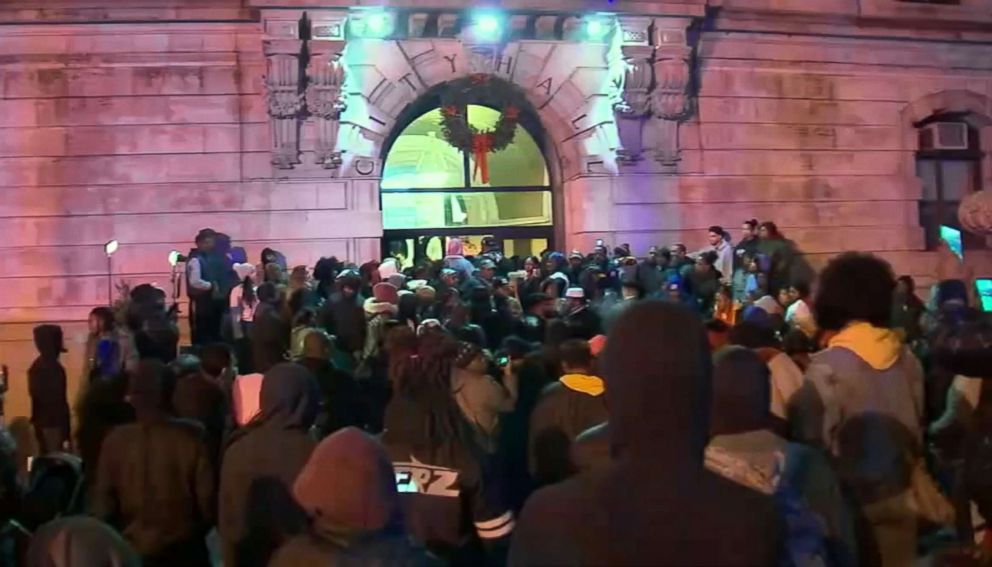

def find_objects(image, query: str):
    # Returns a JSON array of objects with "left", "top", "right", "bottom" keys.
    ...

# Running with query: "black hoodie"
[
  {"left": 510, "top": 301, "right": 783, "bottom": 566},
  {"left": 29, "top": 325, "right": 70, "bottom": 432}
]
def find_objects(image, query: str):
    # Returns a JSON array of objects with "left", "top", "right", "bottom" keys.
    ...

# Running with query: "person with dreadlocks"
[{"left": 381, "top": 329, "right": 514, "bottom": 565}]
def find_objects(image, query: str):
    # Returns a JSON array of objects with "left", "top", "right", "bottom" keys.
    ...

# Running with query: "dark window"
[{"left": 916, "top": 115, "right": 984, "bottom": 250}]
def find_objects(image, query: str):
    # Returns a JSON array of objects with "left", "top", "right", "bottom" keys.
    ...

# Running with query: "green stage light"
[
  {"left": 473, "top": 11, "right": 503, "bottom": 42},
  {"left": 366, "top": 12, "right": 390, "bottom": 36},
  {"left": 585, "top": 16, "right": 612, "bottom": 41}
]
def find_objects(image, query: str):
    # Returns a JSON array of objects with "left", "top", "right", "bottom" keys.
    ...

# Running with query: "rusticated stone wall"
[{"left": 0, "top": 0, "right": 991, "bottom": 427}]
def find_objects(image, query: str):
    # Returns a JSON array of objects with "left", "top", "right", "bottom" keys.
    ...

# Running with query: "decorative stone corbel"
[
  {"left": 645, "top": 18, "right": 694, "bottom": 167},
  {"left": 306, "top": 41, "right": 347, "bottom": 169},
  {"left": 263, "top": 39, "right": 305, "bottom": 169},
  {"left": 613, "top": 17, "right": 654, "bottom": 164},
  {"left": 648, "top": 46, "right": 691, "bottom": 166}
]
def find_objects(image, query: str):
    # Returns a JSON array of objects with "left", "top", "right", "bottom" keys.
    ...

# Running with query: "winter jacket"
[
  {"left": 318, "top": 293, "right": 366, "bottom": 355},
  {"left": 382, "top": 396, "right": 514, "bottom": 564},
  {"left": 510, "top": 301, "right": 783, "bottom": 566},
  {"left": 219, "top": 364, "right": 319, "bottom": 567},
  {"left": 298, "top": 357, "right": 363, "bottom": 435},
  {"left": 528, "top": 375, "right": 608, "bottom": 486},
  {"left": 790, "top": 322, "right": 924, "bottom": 566},
  {"left": 251, "top": 302, "right": 290, "bottom": 374},
  {"left": 28, "top": 357, "right": 69, "bottom": 432},
  {"left": 92, "top": 419, "right": 215, "bottom": 567},
  {"left": 270, "top": 427, "right": 439, "bottom": 567}
]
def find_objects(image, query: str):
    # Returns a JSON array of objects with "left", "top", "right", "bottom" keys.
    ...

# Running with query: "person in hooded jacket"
[
  {"left": 706, "top": 347, "right": 856, "bottom": 565},
  {"left": 270, "top": 427, "right": 439, "bottom": 566},
  {"left": 91, "top": 359, "right": 215, "bottom": 567},
  {"left": 28, "top": 325, "right": 70, "bottom": 455},
  {"left": 318, "top": 270, "right": 366, "bottom": 369},
  {"left": 298, "top": 330, "right": 363, "bottom": 436},
  {"left": 451, "top": 342, "right": 516, "bottom": 452},
  {"left": 509, "top": 301, "right": 783, "bottom": 566},
  {"left": 528, "top": 339, "right": 608, "bottom": 487},
  {"left": 26, "top": 516, "right": 140, "bottom": 567},
  {"left": 383, "top": 331, "right": 515, "bottom": 565},
  {"left": 219, "top": 362, "right": 319, "bottom": 567},
  {"left": 251, "top": 282, "right": 290, "bottom": 374},
  {"left": 789, "top": 252, "right": 925, "bottom": 566},
  {"left": 362, "top": 282, "right": 399, "bottom": 368},
  {"left": 443, "top": 238, "right": 475, "bottom": 282},
  {"left": 170, "top": 354, "right": 226, "bottom": 466}
]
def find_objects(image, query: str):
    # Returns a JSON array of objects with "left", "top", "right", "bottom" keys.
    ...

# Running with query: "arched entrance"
[{"left": 380, "top": 90, "right": 554, "bottom": 268}]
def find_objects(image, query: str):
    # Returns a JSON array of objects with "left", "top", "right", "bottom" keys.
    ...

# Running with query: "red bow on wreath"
[{"left": 472, "top": 133, "right": 493, "bottom": 185}]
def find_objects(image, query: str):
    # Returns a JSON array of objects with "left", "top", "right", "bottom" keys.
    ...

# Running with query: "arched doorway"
[{"left": 380, "top": 93, "right": 554, "bottom": 268}]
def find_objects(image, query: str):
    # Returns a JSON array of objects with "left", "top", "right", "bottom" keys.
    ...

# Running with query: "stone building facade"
[{"left": 1, "top": 0, "right": 991, "bottom": 419}]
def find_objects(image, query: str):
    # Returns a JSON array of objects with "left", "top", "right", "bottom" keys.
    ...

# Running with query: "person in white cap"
[{"left": 563, "top": 287, "right": 602, "bottom": 340}]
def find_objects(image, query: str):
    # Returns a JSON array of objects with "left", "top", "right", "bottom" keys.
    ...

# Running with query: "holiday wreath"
[{"left": 439, "top": 74, "right": 528, "bottom": 184}]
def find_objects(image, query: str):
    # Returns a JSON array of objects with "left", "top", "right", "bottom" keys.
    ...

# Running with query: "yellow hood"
[
  {"left": 560, "top": 373, "right": 605, "bottom": 397},
  {"left": 828, "top": 322, "right": 903, "bottom": 370}
]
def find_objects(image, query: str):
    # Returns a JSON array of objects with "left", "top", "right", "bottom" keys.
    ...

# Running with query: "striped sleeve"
[{"left": 475, "top": 510, "right": 515, "bottom": 540}]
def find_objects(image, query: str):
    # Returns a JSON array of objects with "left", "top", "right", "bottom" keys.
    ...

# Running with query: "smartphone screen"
[
  {"left": 976, "top": 279, "right": 992, "bottom": 312},
  {"left": 940, "top": 225, "right": 964, "bottom": 260}
]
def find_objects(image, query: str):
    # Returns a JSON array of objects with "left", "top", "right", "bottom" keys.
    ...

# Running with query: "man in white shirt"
[
  {"left": 694, "top": 226, "right": 734, "bottom": 284},
  {"left": 784, "top": 281, "right": 817, "bottom": 339}
]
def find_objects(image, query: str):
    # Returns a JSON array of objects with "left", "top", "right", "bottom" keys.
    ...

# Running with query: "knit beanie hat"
[
  {"left": 378, "top": 258, "right": 399, "bottom": 280},
  {"left": 387, "top": 273, "right": 407, "bottom": 290},
  {"left": 372, "top": 282, "right": 399, "bottom": 305}
]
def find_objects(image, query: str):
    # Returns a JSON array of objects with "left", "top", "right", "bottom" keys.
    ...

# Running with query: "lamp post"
[{"left": 104, "top": 239, "right": 119, "bottom": 305}]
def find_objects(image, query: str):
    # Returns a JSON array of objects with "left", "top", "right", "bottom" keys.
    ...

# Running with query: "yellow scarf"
[
  {"left": 828, "top": 322, "right": 903, "bottom": 370},
  {"left": 560, "top": 373, "right": 605, "bottom": 396}
]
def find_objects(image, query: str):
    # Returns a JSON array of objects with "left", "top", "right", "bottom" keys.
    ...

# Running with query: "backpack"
[{"left": 706, "top": 444, "right": 831, "bottom": 567}]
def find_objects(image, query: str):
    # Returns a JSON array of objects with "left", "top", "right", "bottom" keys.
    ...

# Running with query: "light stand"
[{"left": 104, "top": 239, "right": 119, "bottom": 305}]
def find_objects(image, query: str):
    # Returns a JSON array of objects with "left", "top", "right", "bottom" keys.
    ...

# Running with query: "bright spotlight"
[
  {"left": 366, "top": 12, "right": 390, "bottom": 36},
  {"left": 349, "top": 9, "right": 394, "bottom": 39},
  {"left": 104, "top": 239, "right": 119, "bottom": 256},
  {"left": 584, "top": 15, "right": 613, "bottom": 41},
  {"left": 472, "top": 11, "right": 503, "bottom": 42},
  {"left": 168, "top": 250, "right": 182, "bottom": 267}
]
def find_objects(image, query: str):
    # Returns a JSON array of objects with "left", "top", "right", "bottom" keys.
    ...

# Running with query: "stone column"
[{"left": 263, "top": 38, "right": 305, "bottom": 169}]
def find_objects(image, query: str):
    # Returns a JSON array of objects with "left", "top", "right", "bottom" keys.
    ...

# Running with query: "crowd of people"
[{"left": 9, "top": 220, "right": 992, "bottom": 566}]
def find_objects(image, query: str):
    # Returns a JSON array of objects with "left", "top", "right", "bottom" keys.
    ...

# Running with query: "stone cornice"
[{"left": 249, "top": 0, "right": 710, "bottom": 17}]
